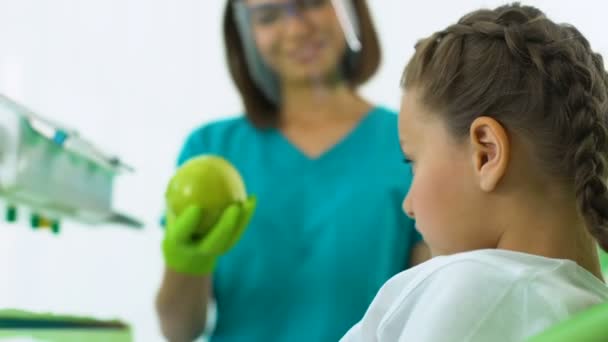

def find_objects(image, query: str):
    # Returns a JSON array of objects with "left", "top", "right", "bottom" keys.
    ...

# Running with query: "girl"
[{"left": 342, "top": 3, "right": 608, "bottom": 341}]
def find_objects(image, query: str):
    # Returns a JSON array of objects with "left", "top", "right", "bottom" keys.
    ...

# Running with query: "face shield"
[{"left": 231, "top": 0, "right": 362, "bottom": 105}]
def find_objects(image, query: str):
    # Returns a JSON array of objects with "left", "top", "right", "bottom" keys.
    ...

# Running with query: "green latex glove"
[{"left": 162, "top": 196, "right": 256, "bottom": 275}]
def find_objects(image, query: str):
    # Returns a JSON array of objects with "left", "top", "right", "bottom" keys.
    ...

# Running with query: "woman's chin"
[{"left": 279, "top": 62, "right": 339, "bottom": 85}]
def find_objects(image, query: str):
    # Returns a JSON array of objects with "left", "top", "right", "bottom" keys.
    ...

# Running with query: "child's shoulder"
[
  {"left": 361, "top": 250, "right": 607, "bottom": 341},
  {"left": 377, "top": 250, "right": 529, "bottom": 304},
  {"left": 353, "top": 251, "right": 575, "bottom": 341}
]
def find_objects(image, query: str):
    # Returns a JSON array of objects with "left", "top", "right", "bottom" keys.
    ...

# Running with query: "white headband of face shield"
[{"left": 232, "top": 0, "right": 362, "bottom": 105}]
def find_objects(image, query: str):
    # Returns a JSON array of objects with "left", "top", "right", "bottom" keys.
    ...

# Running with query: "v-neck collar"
[{"left": 270, "top": 107, "right": 379, "bottom": 163}]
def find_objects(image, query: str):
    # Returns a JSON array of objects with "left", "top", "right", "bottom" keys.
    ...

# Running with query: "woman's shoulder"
[
  {"left": 368, "top": 105, "right": 399, "bottom": 122},
  {"left": 185, "top": 114, "right": 261, "bottom": 146},
  {"left": 361, "top": 106, "right": 401, "bottom": 138},
  {"left": 186, "top": 115, "right": 253, "bottom": 142},
  {"left": 358, "top": 105, "right": 402, "bottom": 153},
  {"left": 177, "top": 114, "right": 256, "bottom": 164},
  {"left": 370, "top": 105, "right": 398, "bottom": 116}
]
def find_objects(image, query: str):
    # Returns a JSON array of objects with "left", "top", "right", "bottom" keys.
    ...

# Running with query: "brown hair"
[
  {"left": 223, "top": 0, "right": 381, "bottom": 128},
  {"left": 402, "top": 3, "right": 608, "bottom": 250}
]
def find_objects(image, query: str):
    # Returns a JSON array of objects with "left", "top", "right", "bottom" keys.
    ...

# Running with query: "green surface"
[
  {"left": 0, "top": 309, "right": 125, "bottom": 325},
  {"left": 0, "top": 309, "right": 131, "bottom": 342},
  {"left": 0, "top": 329, "right": 132, "bottom": 342},
  {"left": 527, "top": 301, "right": 608, "bottom": 342}
]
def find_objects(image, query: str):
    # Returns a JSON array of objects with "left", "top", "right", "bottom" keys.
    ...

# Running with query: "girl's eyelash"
[{"left": 403, "top": 157, "right": 413, "bottom": 164}]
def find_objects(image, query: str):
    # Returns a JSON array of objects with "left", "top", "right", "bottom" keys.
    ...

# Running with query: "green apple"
[{"left": 165, "top": 155, "right": 247, "bottom": 238}]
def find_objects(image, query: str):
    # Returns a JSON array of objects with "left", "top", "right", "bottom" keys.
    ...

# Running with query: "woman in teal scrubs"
[{"left": 156, "top": 1, "right": 429, "bottom": 341}]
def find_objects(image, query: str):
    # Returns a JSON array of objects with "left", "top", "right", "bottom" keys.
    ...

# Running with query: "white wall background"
[{"left": 0, "top": 1, "right": 606, "bottom": 341}]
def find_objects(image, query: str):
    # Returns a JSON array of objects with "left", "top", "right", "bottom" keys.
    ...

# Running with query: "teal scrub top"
[{"left": 175, "top": 107, "right": 421, "bottom": 342}]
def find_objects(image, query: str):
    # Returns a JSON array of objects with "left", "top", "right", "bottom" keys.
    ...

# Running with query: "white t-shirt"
[{"left": 341, "top": 249, "right": 608, "bottom": 342}]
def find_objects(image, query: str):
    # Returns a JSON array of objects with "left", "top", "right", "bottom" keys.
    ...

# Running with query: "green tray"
[{"left": 0, "top": 309, "right": 132, "bottom": 342}]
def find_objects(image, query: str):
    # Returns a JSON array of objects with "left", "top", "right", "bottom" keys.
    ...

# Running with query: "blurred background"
[{"left": 0, "top": 0, "right": 606, "bottom": 341}]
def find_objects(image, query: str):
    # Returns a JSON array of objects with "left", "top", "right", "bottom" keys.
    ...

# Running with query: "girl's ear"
[{"left": 469, "top": 116, "right": 510, "bottom": 192}]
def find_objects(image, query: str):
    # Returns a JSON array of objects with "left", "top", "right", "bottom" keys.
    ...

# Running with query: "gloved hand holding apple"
[{"left": 163, "top": 155, "right": 256, "bottom": 275}]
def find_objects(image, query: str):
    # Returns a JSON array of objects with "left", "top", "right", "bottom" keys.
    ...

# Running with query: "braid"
[
  {"left": 556, "top": 33, "right": 608, "bottom": 251},
  {"left": 442, "top": 10, "right": 552, "bottom": 70},
  {"left": 529, "top": 23, "right": 608, "bottom": 250},
  {"left": 572, "top": 106, "right": 608, "bottom": 251},
  {"left": 402, "top": 3, "right": 608, "bottom": 250}
]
